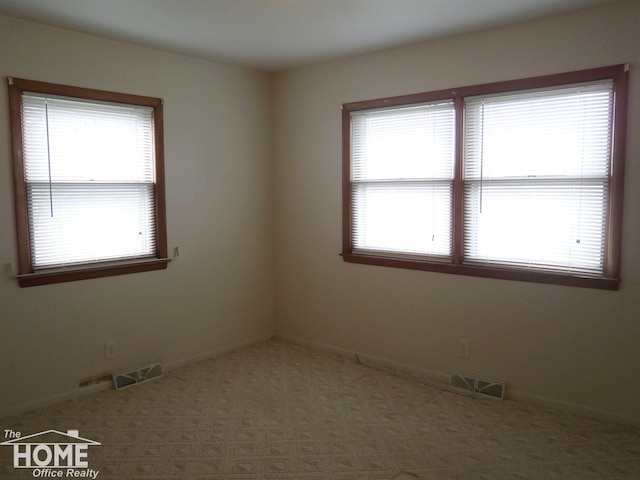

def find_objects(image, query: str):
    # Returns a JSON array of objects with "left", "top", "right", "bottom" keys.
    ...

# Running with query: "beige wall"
[
  {"left": 0, "top": 16, "right": 275, "bottom": 415},
  {"left": 273, "top": 0, "right": 640, "bottom": 422}
]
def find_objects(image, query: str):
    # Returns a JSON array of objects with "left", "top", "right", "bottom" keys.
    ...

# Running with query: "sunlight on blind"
[
  {"left": 22, "top": 94, "right": 156, "bottom": 269},
  {"left": 463, "top": 82, "right": 613, "bottom": 276},
  {"left": 351, "top": 101, "right": 454, "bottom": 257}
]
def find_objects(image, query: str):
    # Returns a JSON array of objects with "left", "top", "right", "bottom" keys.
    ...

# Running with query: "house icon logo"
[{"left": 1, "top": 429, "right": 100, "bottom": 477}]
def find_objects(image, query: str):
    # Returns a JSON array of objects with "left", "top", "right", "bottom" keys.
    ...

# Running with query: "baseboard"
[
  {"left": 164, "top": 333, "right": 274, "bottom": 371},
  {"left": 508, "top": 389, "right": 640, "bottom": 428},
  {"left": 276, "top": 334, "right": 450, "bottom": 385},
  {"left": 0, "top": 333, "right": 274, "bottom": 420},
  {"left": 0, "top": 381, "right": 113, "bottom": 420},
  {"left": 277, "top": 334, "right": 640, "bottom": 428}
]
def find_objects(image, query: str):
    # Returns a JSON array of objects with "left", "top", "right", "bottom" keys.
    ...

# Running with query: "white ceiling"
[{"left": 0, "top": 0, "right": 620, "bottom": 72}]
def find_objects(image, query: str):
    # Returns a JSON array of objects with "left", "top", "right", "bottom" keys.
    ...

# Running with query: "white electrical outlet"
[
  {"left": 459, "top": 339, "right": 470, "bottom": 358},
  {"left": 105, "top": 341, "right": 117, "bottom": 359}
]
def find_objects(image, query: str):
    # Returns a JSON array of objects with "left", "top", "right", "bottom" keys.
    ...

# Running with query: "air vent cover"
[
  {"left": 113, "top": 363, "right": 164, "bottom": 390},
  {"left": 450, "top": 371, "right": 506, "bottom": 399}
]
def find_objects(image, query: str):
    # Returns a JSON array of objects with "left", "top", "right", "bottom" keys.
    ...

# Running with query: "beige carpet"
[{"left": 1, "top": 339, "right": 639, "bottom": 479}]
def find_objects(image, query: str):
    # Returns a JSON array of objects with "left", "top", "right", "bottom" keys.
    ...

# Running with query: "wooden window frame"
[
  {"left": 8, "top": 77, "right": 168, "bottom": 287},
  {"left": 342, "top": 65, "right": 628, "bottom": 290}
]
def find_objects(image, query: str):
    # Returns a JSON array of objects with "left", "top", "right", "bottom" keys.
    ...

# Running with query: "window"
[
  {"left": 8, "top": 78, "right": 168, "bottom": 287},
  {"left": 342, "top": 65, "right": 628, "bottom": 289}
]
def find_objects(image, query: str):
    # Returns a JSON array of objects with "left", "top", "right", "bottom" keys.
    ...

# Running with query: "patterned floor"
[{"left": 1, "top": 339, "right": 639, "bottom": 479}]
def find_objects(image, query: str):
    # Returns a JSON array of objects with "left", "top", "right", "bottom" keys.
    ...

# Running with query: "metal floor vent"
[
  {"left": 450, "top": 372, "right": 506, "bottom": 400},
  {"left": 113, "top": 363, "right": 164, "bottom": 390}
]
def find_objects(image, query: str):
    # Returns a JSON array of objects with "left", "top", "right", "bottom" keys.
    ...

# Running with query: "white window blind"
[
  {"left": 350, "top": 101, "right": 455, "bottom": 258},
  {"left": 21, "top": 93, "right": 157, "bottom": 269},
  {"left": 463, "top": 81, "right": 614, "bottom": 276}
]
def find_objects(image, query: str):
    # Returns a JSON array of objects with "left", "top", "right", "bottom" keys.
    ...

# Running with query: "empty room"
[{"left": 0, "top": 0, "right": 639, "bottom": 478}]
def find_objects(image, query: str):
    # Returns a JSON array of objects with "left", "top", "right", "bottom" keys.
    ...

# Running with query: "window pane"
[
  {"left": 21, "top": 93, "right": 157, "bottom": 270},
  {"left": 463, "top": 82, "right": 613, "bottom": 276},
  {"left": 463, "top": 181, "right": 607, "bottom": 275},
  {"left": 22, "top": 95, "right": 154, "bottom": 183},
  {"left": 352, "top": 102, "right": 455, "bottom": 181},
  {"left": 350, "top": 100, "right": 455, "bottom": 259},
  {"left": 465, "top": 82, "right": 612, "bottom": 179},
  {"left": 28, "top": 184, "right": 156, "bottom": 268},
  {"left": 352, "top": 182, "right": 452, "bottom": 257}
]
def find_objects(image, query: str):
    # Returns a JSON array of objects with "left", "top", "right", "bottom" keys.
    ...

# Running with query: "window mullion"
[{"left": 452, "top": 96, "right": 465, "bottom": 265}]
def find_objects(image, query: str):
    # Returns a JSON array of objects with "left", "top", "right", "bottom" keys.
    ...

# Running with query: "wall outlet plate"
[
  {"left": 105, "top": 341, "right": 117, "bottom": 359},
  {"left": 459, "top": 339, "right": 470, "bottom": 358}
]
